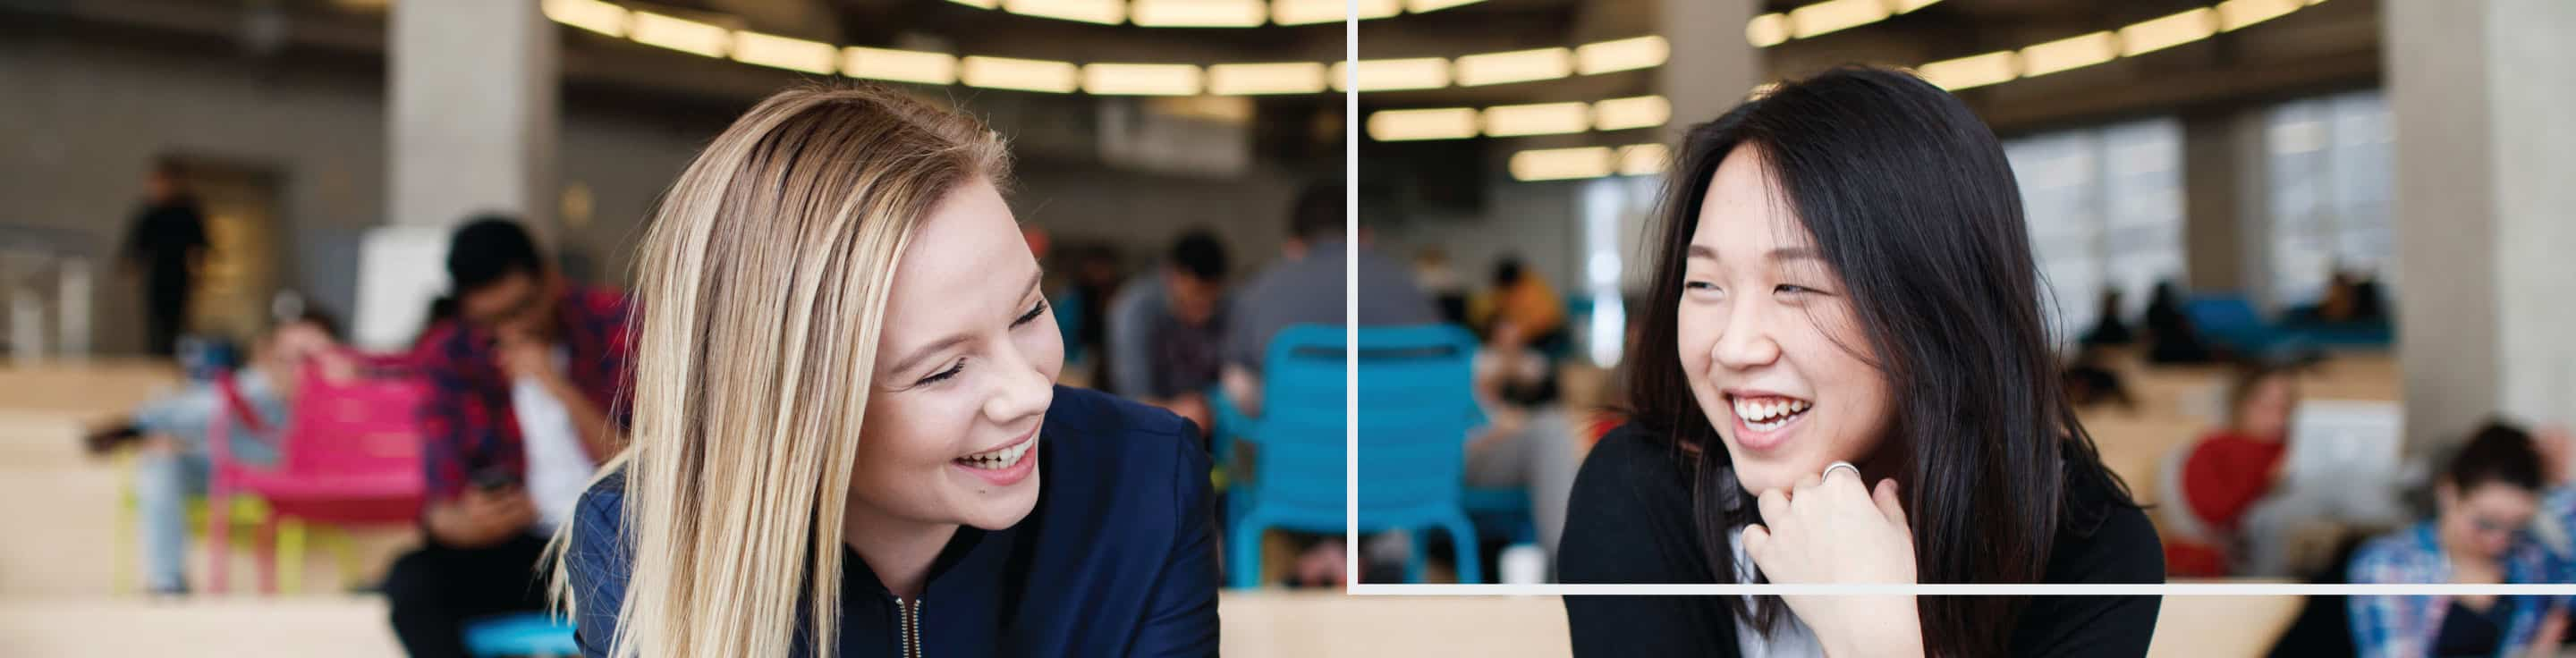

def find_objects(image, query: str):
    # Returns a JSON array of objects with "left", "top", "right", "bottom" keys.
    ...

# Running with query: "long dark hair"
[{"left": 1618, "top": 66, "right": 2135, "bottom": 656}]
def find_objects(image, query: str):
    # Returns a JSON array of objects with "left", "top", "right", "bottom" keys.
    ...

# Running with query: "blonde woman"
[{"left": 558, "top": 86, "right": 1220, "bottom": 657}]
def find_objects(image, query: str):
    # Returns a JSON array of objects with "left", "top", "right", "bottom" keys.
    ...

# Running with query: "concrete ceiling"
[
  {"left": 17, "top": 0, "right": 2385, "bottom": 162},
  {"left": 1353, "top": 0, "right": 2383, "bottom": 134}
]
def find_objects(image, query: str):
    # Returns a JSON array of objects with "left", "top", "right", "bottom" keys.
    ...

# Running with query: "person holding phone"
[
  {"left": 384, "top": 217, "right": 634, "bottom": 658},
  {"left": 2349, "top": 422, "right": 2572, "bottom": 657},
  {"left": 555, "top": 85, "right": 1218, "bottom": 658},
  {"left": 1556, "top": 67, "right": 2163, "bottom": 657}
]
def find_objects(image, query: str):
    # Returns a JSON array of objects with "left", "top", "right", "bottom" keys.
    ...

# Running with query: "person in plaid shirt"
[
  {"left": 2348, "top": 422, "right": 2572, "bottom": 658},
  {"left": 382, "top": 216, "right": 632, "bottom": 658}
]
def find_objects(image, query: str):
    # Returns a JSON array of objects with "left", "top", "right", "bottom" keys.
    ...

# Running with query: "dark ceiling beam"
[
  {"left": 1972, "top": 46, "right": 2378, "bottom": 135},
  {"left": 697, "top": 0, "right": 845, "bottom": 41}
]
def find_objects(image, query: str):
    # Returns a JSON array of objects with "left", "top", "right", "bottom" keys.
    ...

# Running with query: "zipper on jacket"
[{"left": 894, "top": 596, "right": 923, "bottom": 658}]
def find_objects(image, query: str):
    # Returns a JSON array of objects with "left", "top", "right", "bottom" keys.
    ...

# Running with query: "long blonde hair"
[{"left": 552, "top": 85, "right": 1010, "bottom": 658}]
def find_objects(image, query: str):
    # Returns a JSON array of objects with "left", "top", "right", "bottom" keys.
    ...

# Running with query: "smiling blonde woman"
[{"left": 555, "top": 85, "right": 1219, "bottom": 658}]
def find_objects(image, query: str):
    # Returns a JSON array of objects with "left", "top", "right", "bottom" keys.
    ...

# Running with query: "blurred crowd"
[{"left": 55, "top": 146, "right": 2576, "bottom": 658}]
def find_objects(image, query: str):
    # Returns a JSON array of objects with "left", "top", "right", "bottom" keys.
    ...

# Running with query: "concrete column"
[
  {"left": 362, "top": 0, "right": 558, "bottom": 349},
  {"left": 389, "top": 0, "right": 557, "bottom": 231},
  {"left": 1633, "top": 0, "right": 1758, "bottom": 299},
  {"left": 2179, "top": 110, "right": 2271, "bottom": 301},
  {"left": 2384, "top": 0, "right": 2576, "bottom": 451},
  {"left": 1657, "top": 0, "right": 1760, "bottom": 143}
]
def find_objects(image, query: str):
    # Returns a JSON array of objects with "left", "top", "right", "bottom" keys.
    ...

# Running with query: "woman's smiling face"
[
  {"left": 853, "top": 177, "right": 1063, "bottom": 532},
  {"left": 1677, "top": 147, "right": 1894, "bottom": 496}
]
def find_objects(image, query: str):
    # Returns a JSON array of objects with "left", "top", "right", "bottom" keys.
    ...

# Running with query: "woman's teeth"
[
  {"left": 959, "top": 439, "right": 1032, "bottom": 470},
  {"left": 1732, "top": 397, "right": 1810, "bottom": 431}
]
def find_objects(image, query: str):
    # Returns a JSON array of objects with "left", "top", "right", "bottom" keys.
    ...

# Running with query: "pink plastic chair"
[{"left": 207, "top": 356, "right": 430, "bottom": 595}]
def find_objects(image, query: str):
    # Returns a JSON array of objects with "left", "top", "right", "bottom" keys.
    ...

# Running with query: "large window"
[
  {"left": 1579, "top": 175, "right": 1663, "bottom": 367},
  {"left": 2006, "top": 118, "right": 2187, "bottom": 350},
  {"left": 2265, "top": 89, "right": 2394, "bottom": 308}
]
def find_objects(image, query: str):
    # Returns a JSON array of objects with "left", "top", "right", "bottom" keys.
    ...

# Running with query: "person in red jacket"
[{"left": 2165, "top": 362, "right": 2301, "bottom": 577}]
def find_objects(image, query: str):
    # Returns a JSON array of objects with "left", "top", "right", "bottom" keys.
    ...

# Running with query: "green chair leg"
[
  {"left": 328, "top": 527, "right": 363, "bottom": 594},
  {"left": 276, "top": 519, "right": 306, "bottom": 595},
  {"left": 112, "top": 493, "right": 136, "bottom": 594}
]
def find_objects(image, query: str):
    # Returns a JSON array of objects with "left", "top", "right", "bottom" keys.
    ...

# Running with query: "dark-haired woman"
[
  {"left": 2348, "top": 422, "right": 2572, "bottom": 658},
  {"left": 1556, "top": 66, "right": 2163, "bottom": 657}
]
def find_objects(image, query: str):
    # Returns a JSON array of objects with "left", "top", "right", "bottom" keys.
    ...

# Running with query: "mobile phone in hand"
[{"left": 470, "top": 468, "right": 521, "bottom": 494}]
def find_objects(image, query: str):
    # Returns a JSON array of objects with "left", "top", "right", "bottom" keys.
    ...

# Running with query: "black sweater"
[{"left": 1558, "top": 424, "right": 2165, "bottom": 657}]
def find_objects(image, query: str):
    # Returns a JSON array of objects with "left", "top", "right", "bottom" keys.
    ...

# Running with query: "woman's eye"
[
  {"left": 917, "top": 359, "right": 965, "bottom": 386},
  {"left": 1011, "top": 300, "right": 1048, "bottom": 327},
  {"left": 1775, "top": 284, "right": 1812, "bottom": 294},
  {"left": 1684, "top": 281, "right": 1720, "bottom": 292}
]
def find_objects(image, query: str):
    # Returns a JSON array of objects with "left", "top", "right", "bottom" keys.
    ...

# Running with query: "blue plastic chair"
[
  {"left": 1462, "top": 486, "right": 1537, "bottom": 545},
  {"left": 2182, "top": 294, "right": 2279, "bottom": 352},
  {"left": 462, "top": 612, "right": 579, "bottom": 658},
  {"left": 1224, "top": 324, "right": 1485, "bottom": 587}
]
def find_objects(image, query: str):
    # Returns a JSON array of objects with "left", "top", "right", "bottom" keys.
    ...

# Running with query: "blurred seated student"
[
  {"left": 1473, "top": 256, "right": 1566, "bottom": 356},
  {"left": 1219, "top": 182, "right": 1436, "bottom": 419},
  {"left": 2164, "top": 362, "right": 2300, "bottom": 578},
  {"left": 1105, "top": 229, "right": 1229, "bottom": 432},
  {"left": 1049, "top": 245, "right": 1124, "bottom": 371},
  {"left": 2289, "top": 269, "right": 2393, "bottom": 326},
  {"left": 2347, "top": 271, "right": 2387, "bottom": 322},
  {"left": 386, "top": 216, "right": 632, "bottom": 658},
  {"left": 82, "top": 306, "right": 348, "bottom": 595},
  {"left": 1219, "top": 182, "right": 1439, "bottom": 587},
  {"left": 2143, "top": 281, "right": 2219, "bottom": 365},
  {"left": 2309, "top": 272, "right": 2360, "bottom": 323},
  {"left": 2349, "top": 421, "right": 2572, "bottom": 658},
  {"left": 2060, "top": 345, "right": 2137, "bottom": 411},
  {"left": 2080, "top": 288, "right": 2133, "bottom": 347},
  {"left": 409, "top": 295, "right": 458, "bottom": 359}
]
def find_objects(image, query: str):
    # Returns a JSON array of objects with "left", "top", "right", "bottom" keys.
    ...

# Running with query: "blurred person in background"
[
  {"left": 2349, "top": 421, "right": 2572, "bottom": 658},
  {"left": 1050, "top": 244, "right": 1125, "bottom": 378},
  {"left": 1219, "top": 181, "right": 1438, "bottom": 587},
  {"left": 2163, "top": 362, "right": 2301, "bottom": 578},
  {"left": 2291, "top": 267, "right": 2393, "bottom": 326},
  {"left": 2348, "top": 270, "right": 2388, "bottom": 323},
  {"left": 2143, "top": 280, "right": 2218, "bottom": 365},
  {"left": 2300, "top": 271, "right": 2363, "bottom": 325},
  {"left": 386, "top": 216, "right": 632, "bottom": 658},
  {"left": 2080, "top": 288, "right": 2134, "bottom": 348},
  {"left": 410, "top": 295, "right": 459, "bottom": 359},
  {"left": 82, "top": 306, "right": 347, "bottom": 595},
  {"left": 1106, "top": 229, "right": 1229, "bottom": 433},
  {"left": 119, "top": 156, "right": 209, "bottom": 358},
  {"left": 2060, "top": 344, "right": 2138, "bottom": 410},
  {"left": 559, "top": 86, "right": 1216, "bottom": 657},
  {"left": 1220, "top": 181, "right": 1437, "bottom": 418},
  {"left": 1466, "top": 316, "right": 1584, "bottom": 568},
  {"left": 1558, "top": 67, "right": 2160, "bottom": 657},
  {"left": 1475, "top": 256, "right": 1566, "bottom": 356}
]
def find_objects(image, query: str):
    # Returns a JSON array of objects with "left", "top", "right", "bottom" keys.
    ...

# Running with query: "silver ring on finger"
[{"left": 1822, "top": 460, "right": 1860, "bottom": 482}]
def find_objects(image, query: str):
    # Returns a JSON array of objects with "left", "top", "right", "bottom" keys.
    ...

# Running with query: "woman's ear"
[{"left": 2434, "top": 480, "right": 2459, "bottom": 510}]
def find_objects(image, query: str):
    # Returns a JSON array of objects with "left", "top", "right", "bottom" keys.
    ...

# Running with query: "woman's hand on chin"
[{"left": 1741, "top": 469, "right": 1925, "bottom": 658}]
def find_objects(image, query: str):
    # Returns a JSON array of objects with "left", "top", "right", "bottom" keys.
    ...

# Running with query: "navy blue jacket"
[{"left": 565, "top": 386, "right": 1220, "bottom": 656}]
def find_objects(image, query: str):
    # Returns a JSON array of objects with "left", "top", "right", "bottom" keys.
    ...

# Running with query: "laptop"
[{"left": 2283, "top": 399, "right": 2404, "bottom": 492}]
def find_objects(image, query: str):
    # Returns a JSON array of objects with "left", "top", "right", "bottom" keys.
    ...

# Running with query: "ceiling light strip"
[
  {"left": 554, "top": 0, "right": 2321, "bottom": 98},
  {"left": 951, "top": 0, "right": 1475, "bottom": 25}
]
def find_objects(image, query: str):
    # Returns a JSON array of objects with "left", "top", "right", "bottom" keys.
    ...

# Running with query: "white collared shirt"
[
  {"left": 1732, "top": 526, "right": 1826, "bottom": 658},
  {"left": 513, "top": 347, "right": 596, "bottom": 535}
]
